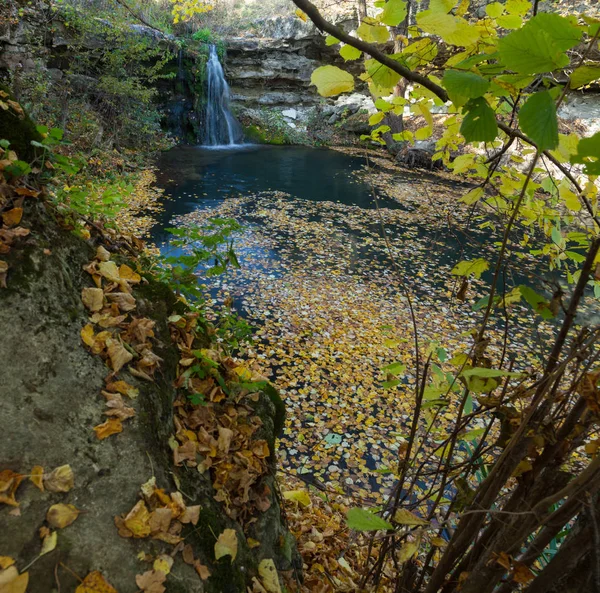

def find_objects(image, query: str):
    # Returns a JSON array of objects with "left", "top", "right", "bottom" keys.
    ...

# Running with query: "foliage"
[{"left": 293, "top": 0, "right": 600, "bottom": 590}]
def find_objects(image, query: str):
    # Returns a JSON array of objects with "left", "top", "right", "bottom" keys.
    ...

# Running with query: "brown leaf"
[
  {"left": 135, "top": 569, "right": 166, "bottom": 593},
  {"left": 82, "top": 287, "right": 104, "bottom": 312},
  {"left": 105, "top": 379, "right": 139, "bottom": 398},
  {"left": 102, "top": 392, "right": 135, "bottom": 420},
  {"left": 174, "top": 440, "right": 197, "bottom": 466},
  {"left": 2, "top": 207, "right": 23, "bottom": 227},
  {"left": 106, "top": 338, "right": 133, "bottom": 373},
  {"left": 106, "top": 292, "right": 136, "bottom": 312},
  {"left": 217, "top": 427, "right": 234, "bottom": 454},
  {"left": 46, "top": 503, "right": 81, "bottom": 529},
  {"left": 180, "top": 505, "right": 200, "bottom": 525},
  {"left": 0, "top": 470, "right": 24, "bottom": 507},
  {"left": 0, "top": 259, "right": 8, "bottom": 288},
  {"left": 44, "top": 464, "right": 74, "bottom": 493},
  {"left": 94, "top": 418, "right": 123, "bottom": 440},
  {"left": 0, "top": 557, "right": 15, "bottom": 570},
  {"left": 512, "top": 561, "right": 535, "bottom": 585},
  {"left": 182, "top": 544, "right": 195, "bottom": 565},
  {"left": 149, "top": 507, "right": 173, "bottom": 534},
  {"left": 193, "top": 560, "right": 211, "bottom": 580}
]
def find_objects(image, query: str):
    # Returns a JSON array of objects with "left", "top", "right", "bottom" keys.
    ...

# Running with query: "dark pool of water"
[{"left": 149, "top": 145, "right": 409, "bottom": 243}]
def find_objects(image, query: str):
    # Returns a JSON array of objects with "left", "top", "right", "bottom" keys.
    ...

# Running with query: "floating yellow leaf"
[
  {"left": 44, "top": 464, "right": 74, "bottom": 493},
  {"left": 46, "top": 503, "right": 81, "bottom": 529},
  {"left": 75, "top": 571, "right": 117, "bottom": 593},
  {"left": 214, "top": 528, "right": 238, "bottom": 562},
  {"left": 258, "top": 559, "right": 281, "bottom": 593},
  {"left": 93, "top": 418, "right": 123, "bottom": 440}
]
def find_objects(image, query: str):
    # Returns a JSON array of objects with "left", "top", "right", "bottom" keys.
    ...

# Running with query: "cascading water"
[{"left": 201, "top": 45, "right": 243, "bottom": 147}]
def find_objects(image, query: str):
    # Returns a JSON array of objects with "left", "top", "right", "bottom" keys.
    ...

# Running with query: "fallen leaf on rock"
[
  {"left": 194, "top": 560, "right": 211, "bottom": 580},
  {"left": 81, "top": 324, "right": 96, "bottom": 348},
  {"left": 179, "top": 505, "right": 200, "bottom": 525},
  {"left": 119, "top": 264, "right": 141, "bottom": 284},
  {"left": 98, "top": 261, "right": 120, "bottom": 283},
  {"left": 102, "top": 392, "right": 135, "bottom": 420},
  {"left": 46, "top": 503, "right": 80, "bottom": 529},
  {"left": 0, "top": 558, "right": 15, "bottom": 570},
  {"left": 258, "top": 559, "right": 281, "bottom": 593},
  {"left": 29, "top": 465, "right": 44, "bottom": 491},
  {"left": 106, "top": 380, "right": 139, "bottom": 398},
  {"left": 40, "top": 530, "right": 57, "bottom": 556},
  {"left": 182, "top": 545, "right": 195, "bottom": 565},
  {"left": 75, "top": 570, "right": 117, "bottom": 593},
  {"left": 106, "top": 338, "right": 133, "bottom": 373},
  {"left": 2, "top": 207, "right": 23, "bottom": 227},
  {"left": 95, "top": 246, "right": 111, "bottom": 262},
  {"left": 135, "top": 569, "right": 166, "bottom": 593},
  {"left": 106, "top": 292, "right": 136, "bottom": 311},
  {"left": 173, "top": 440, "right": 197, "bottom": 466},
  {"left": 0, "top": 569, "right": 28, "bottom": 593},
  {"left": 214, "top": 528, "right": 238, "bottom": 562},
  {"left": 0, "top": 470, "right": 23, "bottom": 506},
  {"left": 0, "top": 260, "right": 8, "bottom": 288},
  {"left": 94, "top": 417, "right": 123, "bottom": 440},
  {"left": 123, "top": 500, "right": 151, "bottom": 538},
  {"left": 149, "top": 507, "right": 172, "bottom": 534},
  {"left": 153, "top": 555, "right": 173, "bottom": 575},
  {"left": 82, "top": 287, "right": 104, "bottom": 312},
  {"left": 44, "top": 464, "right": 74, "bottom": 493}
]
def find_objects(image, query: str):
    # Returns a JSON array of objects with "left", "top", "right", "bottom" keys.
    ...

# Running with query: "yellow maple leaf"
[
  {"left": 214, "top": 528, "right": 238, "bottom": 562},
  {"left": 75, "top": 571, "right": 117, "bottom": 593}
]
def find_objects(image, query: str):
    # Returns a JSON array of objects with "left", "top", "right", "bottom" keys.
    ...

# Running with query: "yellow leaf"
[
  {"left": 310, "top": 66, "right": 354, "bottom": 98},
  {"left": 123, "top": 500, "right": 151, "bottom": 538},
  {"left": 214, "top": 528, "right": 238, "bottom": 562},
  {"left": 0, "top": 558, "right": 15, "bottom": 570},
  {"left": 44, "top": 465, "right": 74, "bottom": 493},
  {"left": 397, "top": 540, "right": 419, "bottom": 563},
  {"left": 431, "top": 537, "right": 447, "bottom": 547},
  {"left": 258, "top": 559, "right": 281, "bottom": 593},
  {"left": 2, "top": 208, "right": 23, "bottom": 228},
  {"left": 0, "top": 470, "right": 23, "bottom": 507},
  {"left": 98, "top": 261, "right": 120, "bottom": 283},
  {"left": 46, "top": 504, "right": 81, "bottom": 529},
  {"left": 282, "top": 490, "right": 311, "bottom": 507},
  {"left": 82, "top": 287, "right": 104, "bottom": 312},
  {"left": 94, "top": 418, "right": 123, "bottom": 440},
  {"left": 394, "top": 509, "right": 429, "bottom": 526},
  {"left": 40, "top": 531, "right": 57, "bottom": 556},
  {"left": 75, "top": 571, "right": 117, "bottom": 593},
  {"left": 119, "top": 264, "right": 141, "bottom": 284},
  {"left": 0, "top": 570, "right": 28, "bottom": 593},
  {"left": 512, "top": 460, "right": 533, "bottom": 477},
  {"left": 153, "top": 555, "right": 174, "bottom": 575},
  {"left": 295, "top": 8, "right": 307, "bottom": 21},
  {"left": 81, "top": 324, "right": 96, "bottom": 347}
]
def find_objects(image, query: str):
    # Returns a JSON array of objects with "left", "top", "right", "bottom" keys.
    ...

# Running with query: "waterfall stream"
[{"left": 201, "top": 44, "right": 243, "bottom": 147}]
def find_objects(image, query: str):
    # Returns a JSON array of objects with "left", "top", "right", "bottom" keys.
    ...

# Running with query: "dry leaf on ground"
[
  {"left": 75, "top": 570, "right": 117, "bottom": 593},
  {"left": 46, "top": 503, "right": 81, "bottom": 529},
  {"left": 214, "top": 528, "right": 238, "bottom": 562},
  {"left": 44, "top": 464, "right": 74, "bottom": 493}
]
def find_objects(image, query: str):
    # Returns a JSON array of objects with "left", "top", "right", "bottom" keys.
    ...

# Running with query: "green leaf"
[
  {"left": 383, "top": 362, "right": 406, "bottom": 376},
  {"left": 325, "top": 35, "right": 340, "bottom": 46},
  {"left": 311, "top": 66, "right": 355, "bottom": 97},
  {"left": 531, "top": 13, "right": 582, "bottom": 52},
  {"left": 363, "top": 59, "right": 401, "bottom": 94},
  {"left": 429, "top": 0, "right": 455, "bottom": 12},
  {"left": 485, "top": 2, "right": 504, "bottom": 18},
  {"left": 379, "top": 0, "right": 407, "bottom": 27},
  {"left": 498, "top": 26, "right": 569, "bottom": 74},
  {"left": 398, "top": 38, "right": 438, "bottom": 68},
  {"left": 462, "top": 368, "right": 521, "bottom": 378},
  {"left": 416, "top": 10, "right": 480, "bottom": 46},
  {"left": 357, "top": 21, "right": 390, "bottom": 43},
  {"left": 461, "top": 187, "right": 484, "bottom": 205},
  {"left": 451, "top": 258, "right": 489, "bottom": 279},
  {"left": 571, "top": 132, "right": 600, "bottom": 175},
  {"left": 519, "top": 285, "right": 554, "bottom": 319},
  {"left": 340, "top": 44, "right": 362, "bottom": 61},
  {"left": 570, "top": 64, "right": 600, "bottom": 89},
  {"left": 443, "top": 70, "right": 490, "bottom": 106},
  {"left": 346, "top": 508, "right": 393, "bottom": 531},
  {"left": 518, "top": 91, "right": 558, "bottom": 150},
  {"left": 460, "top": 98, "right": 498, "bottom": 144}
]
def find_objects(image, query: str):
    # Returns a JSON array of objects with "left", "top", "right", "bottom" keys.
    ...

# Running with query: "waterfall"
[{"left": 201, "top": 45, "right": 243, "bottom": 147}]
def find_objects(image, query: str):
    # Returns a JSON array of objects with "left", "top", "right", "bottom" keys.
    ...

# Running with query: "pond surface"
[{"left": 151, "top": 145, "right": 557, "bottom": 501}]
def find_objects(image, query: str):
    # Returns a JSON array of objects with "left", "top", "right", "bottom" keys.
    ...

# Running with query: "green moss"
[
  {"left": 0, "top": 84, "right": 43, "bottom": 162},
  {"left": 243, "top": 124, "right": 288, "bottom": 146}
]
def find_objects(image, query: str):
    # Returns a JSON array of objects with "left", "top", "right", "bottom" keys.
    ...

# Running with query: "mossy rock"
[
  {"left": 243, "top": 124, "right": 288, "bottom": 146},
  {"left": 0, "top": 84, "right": 42, "bottom": 162}
]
